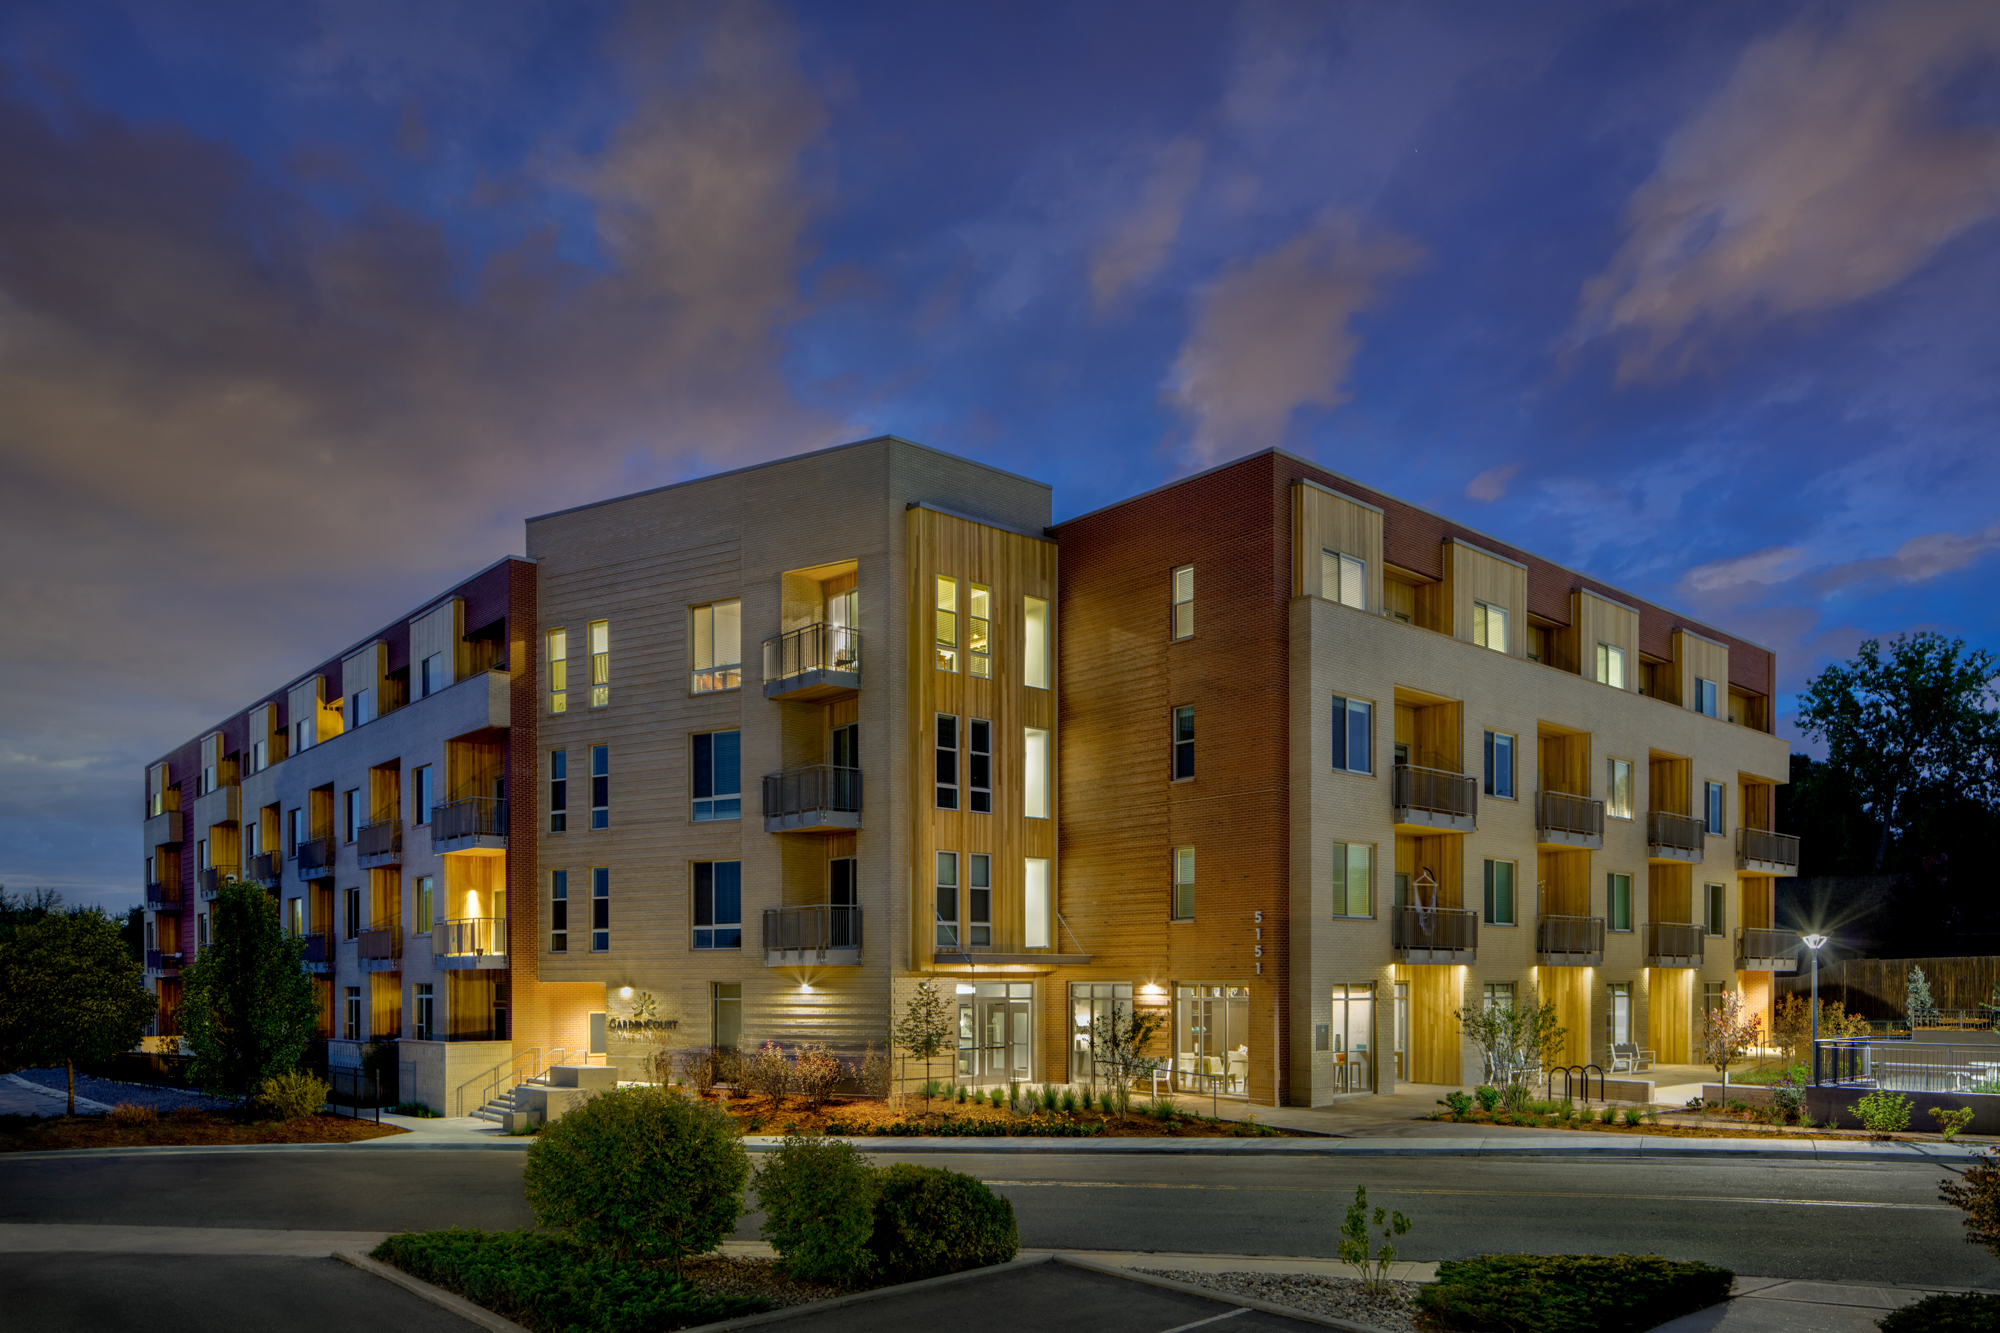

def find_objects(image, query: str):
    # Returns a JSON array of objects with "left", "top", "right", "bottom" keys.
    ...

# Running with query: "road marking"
[
  {"left": 1153, "top": 1309, "right": 1250, "bottom": 1333},
  {"left": 980, "top": 1181, "right": 1951, "bottom": 1210}
]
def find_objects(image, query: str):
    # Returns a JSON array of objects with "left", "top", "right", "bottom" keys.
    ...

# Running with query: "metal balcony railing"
[
  {"left": 300, "top": 932, "right": 332, "bottom": 970},
  {"left": 1536, "top": 790, "right": 1604, "bottom": 845},
  {"left": 1647, "top": 811, "right": 1706, "bottom": 859},
  {"left": 1738, "top": 827, "right": 1801, "bottom": 873},
  {"left": 434, "top": 917, "right": 508, "bottom": 960},
  {"left": 762, "top": 622, "right": 862, "bottom": 691},
  {"left": 144, "top": 881, "right": 179, "bottom": 910},
  {"left": 297, "top": 836, "right": 336, "bottom": 877},
  {"left": 1646, "top": 921, "right": 1706, "bottom": 966},
  {"left": 358, "top": 818, "right": 403, "bottom": 863},
  {"left": 1390, "top": 905, "right": 1478, "bottom": 958},
  {"left": 1392, "top": 764, "right": 1478, "bottom": 829},
  {"left": 762, "top": 904, "right": 863, "bottom": 953},
  {"left": 1737, "top": 926, "right": 1800, "bottom": 969},
  {"left": 433, "top": 798, "right": 507, "bottom": 844},
  {"left": 199, "top": 865, "right": 239, "bottom": 899},
  {"left": 247, "top": 851, "right": 283, "bottom": 886},
  {"left": 1537, "top": 914, "right": 1606, "bottom": 960},
  {"left": 761, "top": 765, "right": 862, "bottom": 831},
  {"left": 145, "top": 949, "right": 184, "bottom": 974},
  {"left": 357, "top": 925, "right": 403, "bottom": 963}
]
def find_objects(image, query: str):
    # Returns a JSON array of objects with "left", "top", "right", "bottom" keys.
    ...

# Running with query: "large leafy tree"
[
  {"left": 179, "top": 881, "right": 322, "bottom": 1097},
  {"left": 0, "top": 910, "right": 157, "bottom": 1113}
]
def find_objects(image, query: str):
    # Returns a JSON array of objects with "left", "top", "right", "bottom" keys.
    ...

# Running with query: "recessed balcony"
[
  {"left": 435, "top": 917, "right": 508, "bottom": 970},
  {"left": 1646, "top": 921, "right": 1705, "bottom": 968},
  {"left": 762, "top": 904, "right": 862, "bottom": 967},
  {"left": 144, "top": 881, "right": 180, "bottom": 911},
  {"left": 762, "top": 765, "right": 862, "bottom": 834},
  {"left": 1536, "top": 914, "right": 1605, "bottom": 966},
  {"left": 1390, "top": 904, "right": 1477, "bottom": 964},
  {"left": 432, "top": 799, "right": 507, "bottom": 856},
  {"left": 1737, "top": 926, "right": 1800, "bottom": 972},
  {"left": 762, "top": 623, "right": 861, "bottom": 701},
  {"left": 1647, "top": 811, "right": 1706, "bottom": 864},
  {"left": 358, "top": 818, "right": 403, "bottom": 869},
  {"left": 301, "top": 932, "right": 332, "bottom": 974},
  {"left": 1535, "top": 791, "right": 1604, "bottom": 850},
  {"left": 358, "top": 925, "right": 402, "bottom": 971},
  {"left": 144, "top": 809, "right": 182, "bottom": 850},
  {"left": 145, "top": 949, "right": 184, "bottom": 976},
  {"left": 296, "top": 836, "right": 337, "bottom": 879},
  {"left": 198, "top": 865, "right": 239, "bottom": 900},
  {"left": 1392, "top": 764, "right": 1477, "bottom": 833},
  {"left": 247, "top": 852, "right": 283, "bottom": 888},
  {"left": 1737, "top": 827, "right": 1800, "bottom": 876}
]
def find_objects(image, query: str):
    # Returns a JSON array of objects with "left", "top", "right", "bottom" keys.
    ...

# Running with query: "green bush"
[
  {"left": 373, "top": 1229, "right": 762, "bottom": 1333},
  {"left": 1441, "top": 1091, "right": 1473, "bottom": 1118},
  {"left": 523, "top": 1087, "right": 748, "bottom": 1265},
  {"left": 867, "top": 1163, "right": 1018, "bottom": 1282},
  {"left": 390, "top": 1101, "right": 440, "bottom": 1118},
  {"left": 1416, "top": 1253, "right": 1733, "bottom": 1333},
  {"left": 1878, "top": 1291, "right": 2000, "bottom": 1332},
  {"left": 1473, "top": 1085, "right": 1500, "bottom": 1112},
  {"left": 1857, "top": 1089, "right": 1914, "bottom": 1134},
  {"left": 1932, "top": 1107, "right": 1977, "bottom": 1141},
  {"left": 754, "top": 1135, "right": 879, "bottom": 1286},
  {"left": 256, "top": 1070, "right": 329, "bottom": 1121}
]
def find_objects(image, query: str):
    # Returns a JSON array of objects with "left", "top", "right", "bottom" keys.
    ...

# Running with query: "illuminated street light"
[{"left": 1802, "top": 933, "right": 1830, "bottom": 1081}]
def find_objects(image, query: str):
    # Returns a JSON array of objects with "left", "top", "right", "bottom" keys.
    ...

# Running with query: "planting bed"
[
  {"left": 700, "top": 1090, "right": 1307, "bottom": 1138},
  {"left": 0, "top": 1108, "right": 406, "bottom": 1151}
]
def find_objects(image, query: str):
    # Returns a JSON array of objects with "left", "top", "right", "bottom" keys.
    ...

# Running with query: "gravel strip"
[
  {"left": 681, "top": 1255, "right": 850, "bottom": 1310},
  {"left": 15, "top": 1068, "right": 238, "bottom": 1114},
  {"left": 1135, "top": 1269, "right": 1423, "bottom": 1332}
]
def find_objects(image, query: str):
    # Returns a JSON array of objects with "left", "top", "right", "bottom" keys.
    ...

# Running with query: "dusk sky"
[{"left": 4, "top": 1, "right": 1998, "bottom": 914}]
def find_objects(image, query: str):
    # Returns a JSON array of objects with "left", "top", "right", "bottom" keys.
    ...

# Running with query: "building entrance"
[{"left": 957, "top": 982, "right": 1032, "bottom": 1084}]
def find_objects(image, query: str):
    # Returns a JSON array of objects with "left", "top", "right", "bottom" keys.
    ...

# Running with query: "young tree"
[
  {"left": 1701, "top": 990, "right": 1763, "bottom": 1086},
  {"left": 889, "top": 981, "right": 954, "bottom": 1109},
  {"left": 0, "top": 910, "right": 157, "bottom": 1114},
  {"left": 1455, "top": 989, "right": 1567, "bottom": 1085},
  {"left": 1907, "top": 967, "right": 1939, "bottom": 1029},
  {"left": 178, "top": 881, "right": 322, "bottom": 1097},
  {"left": 1089, "top": 1005, "right": 1167, "bottom": 1116}
]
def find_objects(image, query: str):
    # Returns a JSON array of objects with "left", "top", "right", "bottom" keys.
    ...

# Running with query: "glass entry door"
[
  {"left": 957, "top": 982, "right": 1032, "bottom": 1084},
  {"left": 1332, "top": 983, "right": 1374, "bottom": 1093},
  {"left": 1174, "top": 984, "right": 1251, "bottom": 1097}
]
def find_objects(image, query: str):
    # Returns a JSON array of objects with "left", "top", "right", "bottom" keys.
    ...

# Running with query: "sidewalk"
[{"left": 1, "top": 1072, "right": 112, "bottom": 1117}]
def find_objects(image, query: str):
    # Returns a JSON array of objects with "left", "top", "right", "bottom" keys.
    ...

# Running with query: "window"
[
  {"left": 148, "top": 764, "right": 168, "bottom": 818},
  {"left": 1704, "top": 781, "right": 1725, "bottom": 835},
  {"left": 196, "top": 913, "right": 208, "bottom": 948},
  {"left": 1483, "top": 859, "right": 1516, "bottom": 925},
  {"left": 968, "top": 853, "right": 991, "bottom": 946},
  {"left": 934, "top": 852, "right": 959, "bottom": 947},
  {"left": 352, "top": 688, "right": 375, "bottom": 728},
  {"left": 1473, "top": 600, "right": 1508, "bottom": 653},
  {"left": 1024, "top": 858, "right": 1051, "bottom": 948},
  {"left": 547, "top": 629, "right": 568, "bottom": 713},
  {"left": 1171, "top": 565, "right": 1193, "bottom": 639},
  {"left": 1172, "top": 847, "right": 1195, "bottom": 920},
  {"left": 414, "top": 876, "right": 434, "bottom": 934},
  {"left": 590, "top": 745, "right": 609, "bottom": 829},
  {"left": 691, "top": 600, "right": 741, "bottom": 692},
  {"left": 1595, "top": 642, "right": 1626, "bottom": 689},
  {"left": 968, "top": 584, "right": 991, "bottom": 678},
  {"left": 692, "top": 731, "right": 741, "bottom": 822},
  {"left": 422, "top": 652, "right": 444, "bottom": 698},
  {"left": 712, "top": 982, "right": 742, "bottom": 1050},
  {"left": 1172, "top": 706, "right": 1194, "bottom": 780},
  {"left": 1705, "top": 882, "right": 1726, "bottom": 936},
  {"left": 1071, "top": 982, "right": 1134, "bottom": 1081},
  {"left": 1483, "top": 981, "right": 1516, "bottom": 1011},
  {"left": 591, "top": 866, "right": 610, "bottom": 951},
  {"left": 413, "top": 766, "right": 434, "bottom": 825},
  {"left": 691, "top": 862, "right": 739, "bottom": 949},
  {"left": 1330, "top": 695, "right": 1373, "bottom": 774},
  {"left": 287, "top": 808, "right": 302, "bottom": 857},
  {"left": 549, "top": 750, "right": 567, "bottom": 832},
  {"left": 1703, "top": 981, "right": 1727, "bottom": 1016},
  {"left": 968, "top": 720, "right": 992, "bottom": 814},
  {"left": 1606, "top": 758, "right": 1633, "bottom": 820},
  {"left": 1024, "top": 727, "right": 1050, "bottom": 818},
  {"left": 1607, "top": 872, "right": 1633, "bottom": 931},
  {"left": 198, "top": 838, "right": 210, "bottom": 871},
  {"left": 588, "top": 620, "right": 610, "bottom": 708},
  {"left": 1606, "top": 982, "right": 1632, "bottom": 1046},
  {"left": 286, "top": 898, "right": 302, "bottom": 938},
  {"left": 1332, "top": 842, "right": 1373, "bottom": 918},
  {"left": 250, "top": 738, "right": 268, "bottom": 773},
  {"left": 1024, "top": 596, "right": 1051, "bottom": 689},
  {"left": 549, "top": 870, "right": 568, "bottom": 953},
  {"left": 343, "top": 986, "right": 361, "bottom": 1041},
  {"left": 414, "top": 983, "right": 434, "bottom": 1041},
  {"left": 343, "top": 887, "right": 361, "bottom": 940},
  {"left": 1483, "top": 730, "right": 1516, "bottom": 799},
  {"left": 343, "top": 789, "right": 361, "bottom": 842},
  {"left": 1321, "top": 550, "right": 1366, "bottom": 610},
  {"left": 935, "top": 715, "right": 959, "bottom": 809},
  {"left": 1694, "top": 676, "right": 1718, "bottom": 718},
  {"left": 935, "top": 577, "right": 958, "bottom": 672}
]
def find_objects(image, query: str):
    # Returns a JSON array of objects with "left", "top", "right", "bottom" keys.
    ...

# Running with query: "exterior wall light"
[{"left": 618, "top": 985, "right": 634, "bottom": 999}]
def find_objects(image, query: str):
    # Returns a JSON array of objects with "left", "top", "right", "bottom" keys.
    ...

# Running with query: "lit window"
[
  {"left": 1330, "top": 696, "right": 1373, "bottom": 774},
  {"left": 691, "top": 600, "right": 741, "bottom": 692},
  {"left": 934, "top": 852, "right": 959, "bottom": 947},
  {"left": 968, "top": 584, "right": 991, "bottom": 679},
  {"left": 1171, "top": 847, "right": 1195, "bottom": 919},
  {"left": 1694, "top": 676, "right": 1718, "bottom": 718},
  {"left": 692, "top": 731, "right": 741, "bottom": 822},
  {"left": 414, "top": 983, "right": 434, "bottom": 1041},
  {"left": 968, "top": 720, "right": 991, "bottom": 814},
  {"left": 549, "top": 870, "right": 568, "bottom": 953},
  {"left": 590, "top": 745, "right": 609, "bottom": 829},
  {"left": 547, "top": 630, "right": 568, "bottom": 713},
  {"left": 1024, "top": 727, "right": 1050, "bottom": 819},
  {"left": 591, "top": 867, "right": 609, "bottom": 951},
  {"left": 1595, "top": 642, "right": 1626, "bottom": 689},
  {"left": 549, "top": 750, "right": 566, "bottom": 833},
  {"left": 1171, "top": 565, "right": 1193, "bottom": 640},
  {"left": 1024, "top": 859, "right": 1051, "bottom": 949},
  {"left": 935, "top": 577, "right": 958, "bottom": 672},
  {"left": 968, "top": 853, "right": 991, "bottom": 946},
  {"left": 589, "top": 620, "right": 609, "bottom": 708},
  {"left": 414, "top": 876, "right": 434, "bottom": 935},
  {"left": 1473, "top": 600, "right": 1508, "bottom": 653},
  {"left": 935, "top": 715, "right": 959, "bottom": 810},
  {"left": 1483, "top": 731, "right": 1516, "bottom": 799},
  {"left": 1607, "top": 758, "right": 1633, "bottom": 819},
  {"left": 1023, "top": 597, "right": 1051, "bottom": 689},
  {"left": 1320, "top": 550, "right": 1366, "bottom": 610},
  {"left": 692, "top": 862, "right": 741, "bottom": 949},
  {"left": 1483, "top": 860, "right": 1516, "bottom": 925},
  {"left": 1172, "top": 706, "right": 1194, "bottom": 780},
  {"left": 1332, "top": 842, "right": 1372, "bottom": 918}
]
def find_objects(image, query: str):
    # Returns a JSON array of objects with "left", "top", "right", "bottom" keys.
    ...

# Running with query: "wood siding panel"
[
  {"left": 1448, "top": 540, "right": 1528, "bottom": 657},
  {"left": 1291, "top": 482, "right": 1385, "bottom": 610},
  {"left": 1575, "top": 592, "right": 1640, "bottom": 693}
]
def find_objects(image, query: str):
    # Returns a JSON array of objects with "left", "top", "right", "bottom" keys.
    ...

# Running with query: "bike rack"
[{"left": 1545, "top": 1064, "right": 1605, "bottom": 1103}]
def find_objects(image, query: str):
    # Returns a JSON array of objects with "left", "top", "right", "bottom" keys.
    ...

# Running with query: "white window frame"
[
  {"left": 1171, "top": 565, "right": 1193, "bottom": 640},
  {"left": 1320, "top": 549, "right": 1366, "bottom": 611},
  {"left": 1473, "top": 600, "right": 1508, "bottom": 653}
]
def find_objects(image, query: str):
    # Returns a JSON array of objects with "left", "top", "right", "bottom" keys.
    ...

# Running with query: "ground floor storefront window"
[
  {"left": 957, "top": 981, "right": 1033, "bottom": 1084},
  {"left": 1174, "top": 983, "right": 1250, "bottom": 1097},
  {"left": 1069, "top": 982, "right": 1133, "bottom": 1084},
  {"left": 1331, "top": 982, "right": 1375, "bottom": 1093}
]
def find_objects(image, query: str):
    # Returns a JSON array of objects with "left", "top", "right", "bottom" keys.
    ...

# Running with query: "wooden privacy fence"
[{"left": 1776, "top": 955, "right": 2000, "bottom": 1021}]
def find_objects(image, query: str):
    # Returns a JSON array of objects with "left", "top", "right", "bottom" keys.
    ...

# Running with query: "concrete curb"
[
  {"left": 3, "top": 1072, "right": 115, "bottom": 1114},
  {"left": 1055, "top": 1254, "right": 1396, "bottom": 1332},
  {"left": 333, "top": 1250, "right": 535, "bottom": 1333}
]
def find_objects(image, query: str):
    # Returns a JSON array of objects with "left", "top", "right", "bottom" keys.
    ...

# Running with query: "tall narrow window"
[
  {"left": 1171, "top": 847, "right": 1195, "bottom": 920},
  {"left": 935, "top": 715, "right": 959, "bottom": 810},
  {"left": 343, "top": 789, "right": 361, "bottom": 842},
  {"left": 590, "top": 745, "right": 609, "bottom": 829},
  {"left": 1321, "top": 550, "right": 1366, "bottom": 610},
  {"left": 692, "top": 861, "right": 741, "bottom": 949},
  {"left": 414, "top": 983, "right": 434, "bottom": 1041},
  {"left": 935, "top": 577, "right": 958, "bottom": 672},
  {"left": 547, "top": 629, "right": 568, "bottom": 712},
  {"left": 414, "top": 876, "right": 434, "bottom": 934},
  {"left": 1607, "top": 873, "right": 1632, "bottom": 931},
  {"left": 415, "top": 766, "right": 435, "bottom": 826},
  {"left": 1694, "top": 676, "right": 1718, "bottom": 718},
  {"left": 968, "top": 720, "right": 991, "bottom": 814},
  {"left": 1705, "top": 781, "right": 1725, "bottom": 835},
  {"left": 1172, "top": 706, "right": 1195, "bottom": 780},
  {"left": 422, "top": 652, "right": 444, "bottom": 698},
  {"left": 1606, "top": 758, "right": 1633, "bottom": 819},
  {"left": 549, "top": 750, "right": 567, "bottom": 832},
  {"left": 968, "top": 584, "right": 991, "bottom": 678},
  {"left": 691, "top": 600, "right": 741, "bottom": 692},
  {"left": 1705, "top": 882, "right": 1726, "bottom": 936},
  {"left": 591, "top": 867, "right": 609, "bottom": 951},
  {"left": 1332, "top": 842, "right": 1373, "bottom": 918},
  {"left": 1483, "top": 859, "right": 1516, "bottom": 925},
  {"left": 1473, "top": 601, "right": 1508, "bottom": 653},
  {"left": 549, "top": 870, "right": 568, "bottom": 953},
  {"left": 343, "top": 987, "right": 361, "bottom": 1040},
  {"left": 968, "top": 853, "right": 991, "bottom": 946},
  {"left": 1171, "top": 565, "right": 1193, "bottom": 639},
  {"left": 343, "top": 886, "right": 361, "bottom": 939},
  {"left": 1483, "top": 731, "right": 1516, "bottom": 799},
  {"left": 1024, "top": 858, "right": 1051, "bottom": 948},
  {"left": 287, "top": 808, "right": 302, "bottom": 856},
  {"left": 351, "top": 688, "right": 373, "bottom": 727},
  {"left": 934, "top": 852, "right": 959, "bottom": 947},
  {"left": 1024, "top": 727, "right": 1050, "bottom": 818},
  {"left": 1023, "top": 596, "right": 1050, "bottom": 689},
  {"left": 712, "top": 983, "right": 742, "bottom": 1050},
  {"left": 1606, "top": 982, "right": 1632, "bottom": 1046},
  {"left": 692, "top": 731, "right": 742, "bottom": 822},
  {"left": 1595, "top": 642, "right": 1626, "bottom": 689},
  {"left": 1330, "top": 696, "right": 1373, "bottom": 774},
  {"left": 589, "top": 620, "right": 610, "bottom": 708},
  {"left": 286, "top": 898, "right": 302, "bottom": 938}
]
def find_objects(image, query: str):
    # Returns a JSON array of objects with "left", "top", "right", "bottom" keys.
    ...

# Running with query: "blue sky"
[{"left": 2, "top": 0, "right": 1998, "bottom": 912}]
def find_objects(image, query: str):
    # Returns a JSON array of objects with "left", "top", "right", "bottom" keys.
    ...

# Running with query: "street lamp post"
[{"left": 1802, "top": 933, "right": 1829, "bottom": 1084}]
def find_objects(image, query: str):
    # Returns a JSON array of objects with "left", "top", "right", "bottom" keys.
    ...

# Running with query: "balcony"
[
  {"left": 1535, "top": 791, "right": 1604, "bottom": 850},
  {"left": 145, "top": 949, "right": 184, "bottom": 975},
  {"left": 1646, "top": 921, "right": 1705, "bottom": 968},
  {"left": 762, "top": 766, "right": 862, "bottom": 834},
  {"left": 432, "top": 798, "right": 507, "bottom": 856},
  {"left": 1536, "top": 914, "right": 1605, "bottom": 966},
  {"left": 358, "top": 925, "right": 402, "bottom": 971},
  {"left": 1738, "top": 827, "right": 1801, "bottom": 876},
  {"left": 190, "top": 780, "right": 239, "bottom": 835},
  {"left": 144, "top": 808, "right": 182, "bottom": 850},
  {"left": 1647, "top": 811, "right": 1705, "bottom": 864},
  {"left": 296, "top": 836, "right": 337, "bottom": 879},
  {"left": 434, "top": 917, "right": 508, "bottom": 970},
  {"left": 1390, "top": 905, "right": 1477, "bottom": 964},
  {"left": 301, "top": 932, "right": 332, "bottom": 974},
  {"left": 144, "top": 881, "right": 180, "bottom": 911},
  {"left": 1391, "top": 764, "right": 1477, "bottom": 833},
  {"left": 358, "top": 818, "right": 403, "bottom": 869},
  {"left": 1737, "top": 926, "right": 1800, "bottom": 972},
  {"left": 199, "top": 865, "right": 240, "bottom": 900},
  {"left": 247, "top": 851, "right": 283, "bottom": 888},
  {"left": 762, "top": 623, "right": 861, "bottom": 701},
  {"left": 762, "top": 904, "right": 863, "bottom": 967}
]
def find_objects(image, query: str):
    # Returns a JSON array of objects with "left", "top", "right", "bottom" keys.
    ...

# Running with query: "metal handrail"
[
  {"left": 762, "top": 904, "right": 862, "bottom": 951},
  {"left": 761, "top": 765, "right": 862, "bottom": 818},
  {"left": 247, "top": 851, "right": 283, "bottom": 884},
  {"left": 199, "top": 865, "right": 240, "bottom": 898},
  {"left": 762, "top": 622, "right": 862, "bottom": 683},
  {"left": 1646, "top": 921, "right": 1706, "bottom": 961},
  {"left": 435, "top": 916, "right": 508, "bottom": 959},
  {"left": 301, "top": 932, "right": 332, "bottom": 967},
  {"left": 297, "top": 836, "right": 336, "bottom": 876},
  {"left": 452, "top": 1045, "right": 606, "bottom": 1118},
  {"left": 1647, "top": 811, "right": 1705, "bottom": 854},
  {"left": 1391, "top": 905, "right": 1478, "bottom": 952},
  {"left": 1738, "top": 827, "right": 1800, "bottom": 868},
  {"left": 433, "top": 797, "right": 507, "bottom": 843},
  {"left": 1392, "top": 764, "right": 1478, "bottom": 819},
  {"left": 1736, "top": 926, "right": 1798, "bottom": 961},
  {"left": 1536, "top": 914, "right": 1605, "bottom": 956},
  {"left": 358, "top": 924, "right": 403, "bottom": 961},
  {"left": 358, "top": 818, "right": 403, "bottom": 861},
  {"left": 144, "top": 881, "right": 179, "bottom": 910},
  {"left": 1536, "top": 790, "right": 1604, "bottom": 838}
]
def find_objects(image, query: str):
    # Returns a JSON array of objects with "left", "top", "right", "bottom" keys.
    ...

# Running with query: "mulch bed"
[
  {"left": 0, "top": 1110, "right": 407, "bottom": 1151},
  {"left": 679, "top": 1255, "right": 862, "bottom": 1310},
  {"left": 1431, "top": 1106, "right": 1990, "bottom": 1143},
  {"left": 700, "top": 1090, "right": 1310, "bottom": 1138},
  {"left": 1139, "top": 1270, "right": 1422, "bottom": 1333}
]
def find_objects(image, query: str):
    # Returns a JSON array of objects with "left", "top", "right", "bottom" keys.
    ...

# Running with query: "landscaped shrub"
[
  {"left": 742, "top": 1043, "right": 792, "bottom": 1102},
  {"left": 255, "top": 1071, "right": 329, "bottom": 1121},
  {"left": 523, "top": 1086, "right": 749, "bottom": 1266},
  {"left": 754, "top": 1135, "right": 880, "bottom": 1286},
  {"left": 867, "top": 1163, "right": 1018, "bottom": 1282},
  {"left": 1941, "top": 1150, "right": 2000, "bottom": 1257},
  {"left": 1933, "top": 1107, "right": 1978, "bottom": 1141},
  {"left": 167, "top": 1105, "right": 211, "bottom": 1126},
  {"left": 1474, "top": 1086, "right": 1501, "bottom": 1113},
  {"left": 791, "top": 1043, "right": 842, "bottom": 1108},
  {"left": 1621, "top": 1107, "right": 1642, "bottom": 1127},
  {"left": 1878, "top": 1292, "right": 2000, "bottom": 1332},
  {"left": 1416, "top": 1253, "right": 1733, "bottom": 1333},
  {"left": 1441, "top": 1091, "right": 1473, "bottom": 1118},
  {"left": 105, "top": 1102, "right": 156, "bottom": 1127},
  {"left": 1857, "top": 1089, "right": 1914, "bottom": 1135},
  {"left": 373, "top": 1229, "right": 762, "bottom": 1333}
]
